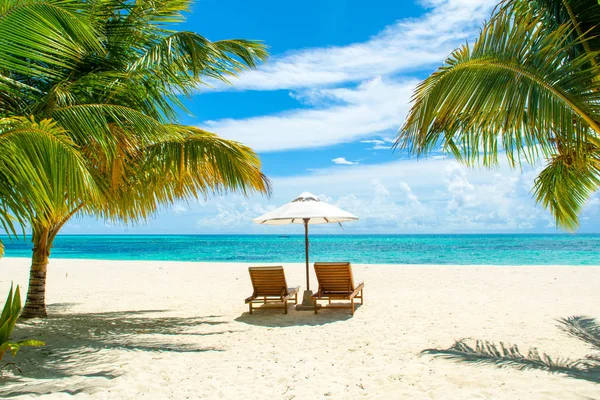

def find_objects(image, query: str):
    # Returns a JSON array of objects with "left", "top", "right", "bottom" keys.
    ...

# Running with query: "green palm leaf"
[
  {"left": 0, "top": 116, "right": 100, "bottom": 224},
  {"left": 533, "top": 150, "right": 600, "bottom": 230},
  {"left": 97, "top": 126, "right": 271, "bottom": 222},
  {"left": 0, "top": 0, "right": 103, "bottom": 79},
  {"left": 498, "top": 0, "right": 600, "bottom": 58},
  {"left": 52, "top": 104, "right": 177, "bottom": 158},
  {"left": 397, "top": 6, "right": 600, "bottom": 229},
  {"left": 129, "top": 33, "right": 268, "bottom": 86}
]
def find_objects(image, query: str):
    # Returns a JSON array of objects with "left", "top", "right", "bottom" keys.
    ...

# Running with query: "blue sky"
[{"left": 66, "top": 0, "right": 599, "bottom": 234}]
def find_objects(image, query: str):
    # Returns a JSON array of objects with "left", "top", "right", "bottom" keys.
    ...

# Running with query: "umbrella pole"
[
  {"left": 296, "top": 218, "right": 315, "bottom": 310},
  {"left": 304, "top": 218, "right": 310, "bottom": 291}
]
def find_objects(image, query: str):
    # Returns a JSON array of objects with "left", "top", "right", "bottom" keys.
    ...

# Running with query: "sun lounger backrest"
[
  {"left": 314, "top": 262, "right": 355, "bottom": 293},
  {"left": 248, "top": 266, "right": 288, "bottom": 297}
]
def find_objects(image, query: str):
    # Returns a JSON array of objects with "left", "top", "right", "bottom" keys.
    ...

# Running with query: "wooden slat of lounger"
[
  {"left": 246, "top": 267, "right": 299, "bottom": 315},
  {"left": 248, "top": 266, "right": 293, "bottom": 298},
  {"left": 313, "top": 262, "right": 364, "bottom": 315},
  {"left": 314, "top": 262, "right": 355, "bottom": 293}
]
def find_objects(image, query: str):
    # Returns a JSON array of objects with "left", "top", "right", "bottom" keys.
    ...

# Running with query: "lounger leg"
[
  {"left": 295, "top": 292, "right": 298, "bottom": 304},
  {"left": 284, "top": 299, "right": 288, "bottom": 314},
  {"left": 314, "top": 298, "right": 318, "bottom": 314},
  {"left": 249, "top": 302, "right": 253, "bottom": 314},
  {"left": 351, "top": 298, "right": 354, "bottom": 315},
  {"left": 361, "top": 289, "right": 364, "bottom": 305},
  {"left": 328, "top": 298, "right": 331, "bottom": 305}
]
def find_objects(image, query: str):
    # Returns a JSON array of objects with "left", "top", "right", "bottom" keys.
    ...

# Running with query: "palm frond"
[
  {"left": 96, "top": 126, "right": 271, "bottom": 222},
  {"left": 533, "top": 150, "right": 600, "bottom": 230},
  {"left": 0, "top": 116, "right": 100, "bottom": 225},
  {"left": 398, "top": 10, "right": 600, "bottom": 163},
  {"left": 0, "top": 175, "right": 25, "bottom": 234},
  {"left": 0, "top": 72, "right": 43, "bottom": 98},
  {"left": 397, "top": 6, "right": 600, "bottom": 230},
  {"left": 212, "top": 39, "right": 270, "bottom": 71},
  {"left": 121, "top": 0, "right": 190, "bottom": 27},
  {"left": 498, "top": 0, "right": 600, "bottom": 58},
  {"left": 52, "top": 104, "right": 177, "bottom": 158},
  {"left": 30, "top": 70, "right": 180, "bottom": 122},
  {"left": 129, "top": 32, "right": 268, "bottom": 87},
  {"left": 0, "top": 0, "right": 103, "bottom": 79},
  {"left": 147, "top": 126, "right": 271, "bottom": 197}
]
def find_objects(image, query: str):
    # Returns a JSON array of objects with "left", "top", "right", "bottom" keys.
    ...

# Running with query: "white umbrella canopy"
[
  {"left": 253, "top": 192, "right": 358, "bottom": 308},
  {"left": 252, "top": 192, "right": 358, "bottom": 225}
]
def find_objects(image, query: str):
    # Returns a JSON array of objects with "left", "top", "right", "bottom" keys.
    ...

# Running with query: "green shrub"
[{"left": 0, "top": 284, "right": 44, "bottom": 361}]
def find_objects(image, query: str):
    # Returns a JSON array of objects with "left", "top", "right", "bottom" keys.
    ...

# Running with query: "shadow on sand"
[
  {"left": 0, "top": 304, "right": 232, "bottom": 397},
  {"left": 421, "top": 315, "right": 600, "bottom": 384},
  {"left": 235, "top": 303, "right": 362, "bottom": 327}
]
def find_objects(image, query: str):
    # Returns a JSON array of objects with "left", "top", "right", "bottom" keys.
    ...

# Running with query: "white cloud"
[
  {"left": 399, "top": 181, "right": 419, "bottom": 204},
  {"left": 361, "top": 140, "right": 386, "bottom": 144},
  {"left": 250, "top": 158, "right": 592, "bottom": 233},
  {"left": 581, "top": 191, "right": 600, "bottom": 221},
  {"left": 203, "top": 77, "right": 415, "bottom": 152},
  {"left": 213, "top": 0, "right": 497, "bottom": 92},
  {"left": 444, "top": 163, "right": 478, "bottom": 210},
  {"left": 361, "top": 137, "right": 395, "bottom": 150},
  {"left": 200, "top": 0, "right": 499, "bottom": 153},
  {"left": 195, "top": 197, "right": 274, "bottom": 232},
  {"left": 172, "top": 204, "right": 187, "bottom": 214},
  {"left": 332, "top": 157, "right": 358, "bottom": 165},
  {"left": 63, "top": 158, "right": 599, "bottom": 234}
]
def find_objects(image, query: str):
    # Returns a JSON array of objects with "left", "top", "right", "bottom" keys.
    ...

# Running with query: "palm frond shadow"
[
  {"left": 0, "top": 306, "right": 236, "bottom": 397},
  {"left": 422, "top": 316, "right": 600, "bottom": 383}
]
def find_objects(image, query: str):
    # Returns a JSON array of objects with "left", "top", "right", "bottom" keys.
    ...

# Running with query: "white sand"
[{"left": 0, "top": 257, "right": 599, "bottom": 399}]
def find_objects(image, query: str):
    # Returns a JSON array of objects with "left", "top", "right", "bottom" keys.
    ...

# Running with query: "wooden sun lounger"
[
  {"left": 312, "top": 262, "right": 364, "bottom": 315},
  {"left": 245, "top": 266, "right": 300, "bottom": 314}
]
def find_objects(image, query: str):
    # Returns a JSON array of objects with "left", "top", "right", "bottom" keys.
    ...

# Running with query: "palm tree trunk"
[
  {"left": 20, "top": 205, "right": 83, "bottom": 319},
  {"left": 21, "top": 226, "right": 52, "bottom": 319}
]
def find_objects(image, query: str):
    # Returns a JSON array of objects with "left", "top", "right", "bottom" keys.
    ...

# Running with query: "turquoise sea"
[{"left": 1, "top": 234, "right": 599, "bottom": 265}]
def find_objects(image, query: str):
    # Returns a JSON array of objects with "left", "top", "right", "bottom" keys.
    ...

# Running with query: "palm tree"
[
  {"left": 0, "top": 0, "right": 271, "bottom": 318},
  {"left": 396, "top": 0, "right": 600, "bottom": 230}
]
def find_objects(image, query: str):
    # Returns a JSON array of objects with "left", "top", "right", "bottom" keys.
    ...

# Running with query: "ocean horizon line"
[{"left": 3, "top": 232, "right": 600, "bottom": 238}]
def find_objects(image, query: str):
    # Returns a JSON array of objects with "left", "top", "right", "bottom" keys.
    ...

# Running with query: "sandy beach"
[{"left": 1, "top": 257, "right": 599, "bottom": 399}]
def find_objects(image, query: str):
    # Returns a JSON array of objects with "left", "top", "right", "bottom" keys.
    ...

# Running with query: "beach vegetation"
[
  {"left": 396, "top": 0, "right": 600, "bottom": 231},
  {"left": 0, "top": 284, "right": 45, "bottom": 365},
  {"left": 423, "top": 316, "right": 600, "bottom": 383},
  {"left": 0, "top": 0, "right": 270, "bottom": 318}
]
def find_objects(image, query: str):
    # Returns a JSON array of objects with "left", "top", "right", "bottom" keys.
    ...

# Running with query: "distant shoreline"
[
  {"left": 2, "top": 257, "right": 599, "bottom": 268},
  {"left": 2, "top": 257, "right": 599, "bottom": 267}
]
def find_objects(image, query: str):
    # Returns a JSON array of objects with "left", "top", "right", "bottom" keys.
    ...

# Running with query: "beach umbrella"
[{"left": 253, "top": 192, "right": 358, "bottom": 307}]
